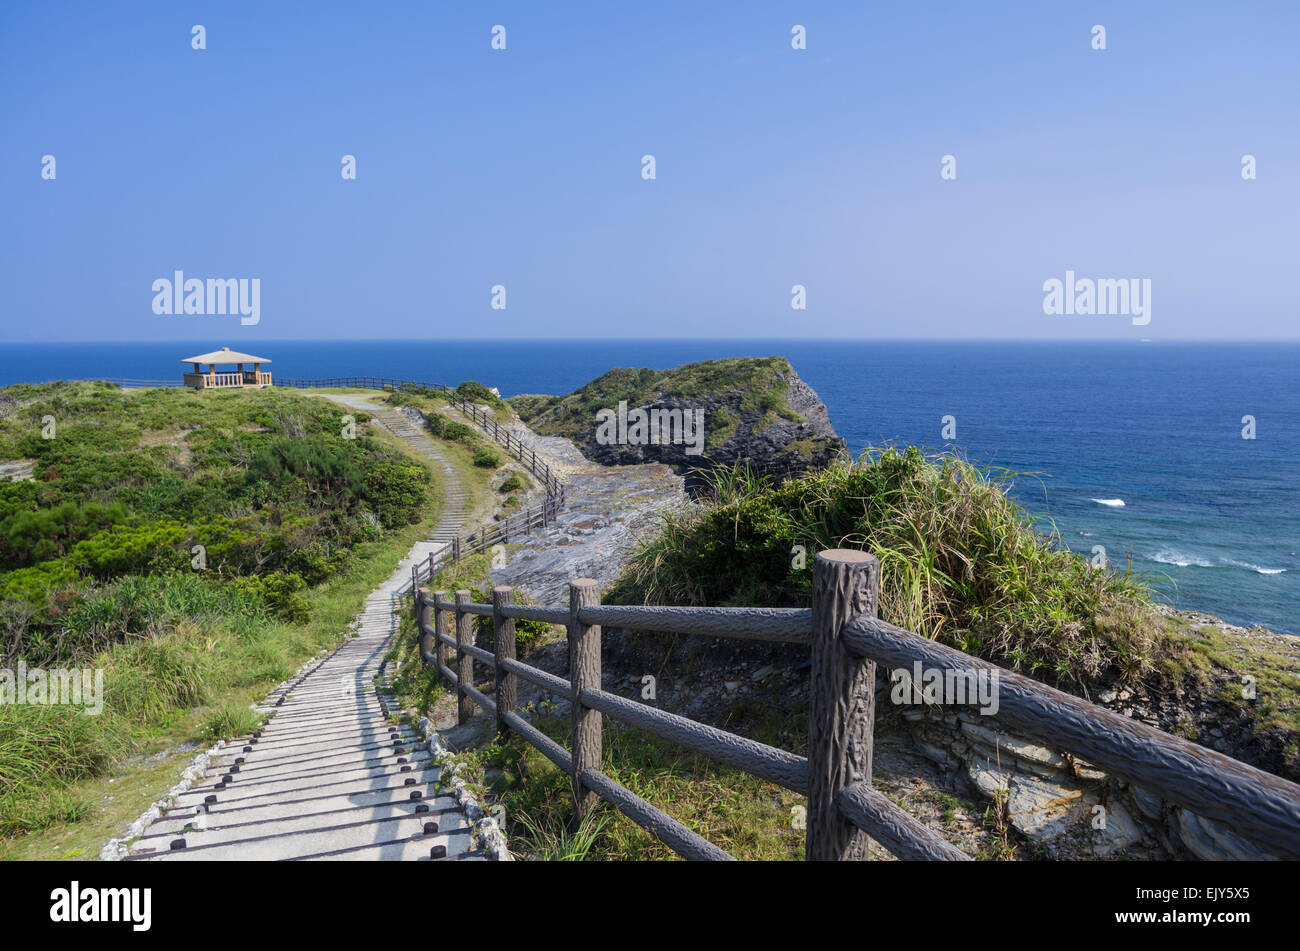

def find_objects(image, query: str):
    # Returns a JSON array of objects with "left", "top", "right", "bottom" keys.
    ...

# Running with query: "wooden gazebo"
[{"left": 182, "top": 347, "right": 273, "bottom": 389}]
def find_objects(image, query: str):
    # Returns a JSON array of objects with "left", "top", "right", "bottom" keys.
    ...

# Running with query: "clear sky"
[{"left": 2, "top": 1, "right": 1296, "bottom": 343}]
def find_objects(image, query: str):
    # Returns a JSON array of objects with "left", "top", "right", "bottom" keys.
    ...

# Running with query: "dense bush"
[
  {"left": 473, "top": 446, "right": 502, "bottom": 469},
  {"left": 609, "top": 448, "right": 1160, "bottom": 686},
  {"left": 456, "top": 380, "right": 503, "bottom": 407},
  {"left": 246, "top": 435, "right": 369, "bottom": 506},
  {"left": 0, "top": 382, "right": 437, "bottom": 662},
  {"left": 424, "top": 413, "right": 477, "bottom": 445},
  {"left": 364, "top": 462, "right": 432, "bottom": 528},
  {"left": 0, "top": 500, "right": 129, "bottom": 569},
  {"left": 230, "top": 573, "right": 311, "bottom": 624}
]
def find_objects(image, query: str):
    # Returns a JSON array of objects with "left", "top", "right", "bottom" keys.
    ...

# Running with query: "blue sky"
[{"left": 2, "top": 1, "right": 1297, "bottom": 342}]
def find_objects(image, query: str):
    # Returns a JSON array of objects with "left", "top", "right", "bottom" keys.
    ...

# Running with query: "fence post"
[
  {"left": 568, "top": 578, "right": 602, "bottom": 832},
  {"left": 455, "top": 590, "right": 473, "bottom": 724},
  {"left": 493, "top": 586, "right": 516, "bottom": 736},
  {"left": 432, "top": 589, "right": 449, "bottom": 677},
  {"left": 417, "top": 587, "right": 433, "bottom": 663},
  {"left": 806, "top": 549, "right": 880, "bottom": 861}
]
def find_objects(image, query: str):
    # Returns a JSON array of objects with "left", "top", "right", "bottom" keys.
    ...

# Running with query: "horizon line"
[{"left": 6, "top": 337, "right": 1300, "bottom": 346}]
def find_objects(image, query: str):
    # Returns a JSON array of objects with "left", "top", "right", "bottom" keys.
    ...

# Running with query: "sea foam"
[
  {"left": 1150, "top": 548, "right": 1214, "bottom": 568},
  {"left": 1226, "top": 560, "right": 1288, "bottom": 575}
]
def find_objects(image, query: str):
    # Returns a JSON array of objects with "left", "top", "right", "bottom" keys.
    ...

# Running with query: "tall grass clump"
[
  {"left": 0, "top": 704, "right": 127, "bottom": 835},
  {"left": 609, "top": 447, "right": 1162, "bottom": 686}
]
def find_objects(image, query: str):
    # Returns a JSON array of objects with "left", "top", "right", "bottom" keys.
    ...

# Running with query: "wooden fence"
[
  {"left": 278, "top": 376, "right": 438, "bottom": 392},
  {"left": 413, "top": 548, "right": 1300, "bottom": 861},
  {"left": 409, "top": 492, "right": 564, "bottom": 593}
]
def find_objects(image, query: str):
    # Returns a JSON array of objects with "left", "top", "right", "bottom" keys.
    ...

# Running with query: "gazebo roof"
[{"left": 181, "top": 346, "right": 271, "bottom": 365}]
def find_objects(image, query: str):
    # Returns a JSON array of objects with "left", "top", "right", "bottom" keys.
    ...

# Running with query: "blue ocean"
[{"left": 2, "top": 340, "right": 1296, "bottom": 635}]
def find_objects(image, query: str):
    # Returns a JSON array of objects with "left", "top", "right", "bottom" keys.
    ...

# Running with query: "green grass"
[
  {"left": 609, "top": 448, "right": 1162, "bottom": 688},
  {"left": 0, "top": 382, "right": 475, "bottom": 851},
  {"left": 498, "top": 471, "right": 530, "bottom": 494},
  {"left": 455, "top": 716, "right": 805, "bottom": 861},
  {"left": 509, "top": 356, "right": 804, "bottom": 438},
  {"left": 0, "top": 502, "right": 445, "bottom": 847},
  {"left": 0, "top": 381, "right": 432, "bottom": 662}
]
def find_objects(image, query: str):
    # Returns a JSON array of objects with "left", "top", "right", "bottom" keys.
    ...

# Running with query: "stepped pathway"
[
  {"left": 119, "top": 394, "right": 480, "bottom": 861},
  {"left": 328, "top": 394, "right": 473, "bottom": 560}
]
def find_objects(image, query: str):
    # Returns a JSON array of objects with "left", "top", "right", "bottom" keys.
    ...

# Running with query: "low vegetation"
[
  {"left": 444, "top": 707, "right": 805, "bottom": 861},
  {"left": 0, "top": 381, "right": 432, "bottom": 662},
  {"left": 0, "top": 381, "right": 440, "bottom": 842},
  {"left": 498, "top": 471, "right": 530, "bottom": 495},
  {"left": 609, "top": 447, "right": 1162, "bottom": 688},
  {"left": 509, "top": 356, "right": 804, "bottom": 438}
]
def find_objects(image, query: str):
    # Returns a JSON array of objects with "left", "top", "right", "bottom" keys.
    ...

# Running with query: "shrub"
[
  {"left": 0, "top": 501, "right": 130, "bottom": 570},
  {"left": 443, "top": 421, "right": 477, "bottom": 444},
  {"left": 499, "top": 471, "right": 530, "bottom": 494},
  {"left": 364, "top": 461, "right": 431, "bottom": 528},
  {"left": 230, "top": 573, "right": 312, "bottom": 624},
  {"left": 426, "top": 413, "right": 477, "bottom": 444},
  {"left": 456, "top": 380, "right": 503, "bottom": 407},
  {"left": 473, "top": 447, "right": 502, "bottom": 469},
  {"left": 609, "top": 448, "right": 1158, "bottom": 686},
  {"left": 246, "top": 435, "right": 369, "bottom": 505}
]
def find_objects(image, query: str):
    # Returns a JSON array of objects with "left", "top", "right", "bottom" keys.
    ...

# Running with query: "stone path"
[{"left": 117, "top": 394, "right": 480, "bottom": 861}]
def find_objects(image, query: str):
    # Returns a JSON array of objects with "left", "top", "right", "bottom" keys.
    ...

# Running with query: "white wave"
[
  {"left": 1090, "top": 498, "right": 1126, "bottom": 507},
  {"left": 1149, "top": 548, "right": 1214, "bottom": 568},
  {"left": 1226, "top": 559, "right": 1288, "bottom": 575}
]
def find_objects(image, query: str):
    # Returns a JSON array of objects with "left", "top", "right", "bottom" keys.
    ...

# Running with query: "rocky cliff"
[{"left": 509, "top": 357, "right": 846, "bottom": 493}]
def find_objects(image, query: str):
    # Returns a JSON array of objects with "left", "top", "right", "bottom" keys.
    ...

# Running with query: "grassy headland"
[
  {"left": 509, "top": 356, "right": 844, "bottom": 473},
  {"left": 0, "top": 381, "right": 441, "bottom": 849}
]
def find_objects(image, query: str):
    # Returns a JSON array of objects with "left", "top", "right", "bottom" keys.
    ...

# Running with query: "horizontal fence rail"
[
  {"left": 277, "top": 376, "right": 449, "bottom": 393},
  {"left": 841, "top": 614, "right": 1300, "bottom": 855},
  {"left": 412, "top": 549, "right": 1300, "bottom": 861},
  {"left": 407, "top": 493, "right": 563, "bottom": 595}
]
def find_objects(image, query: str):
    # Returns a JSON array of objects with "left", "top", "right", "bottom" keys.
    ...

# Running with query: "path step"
[{"left": 119, "top": 393, "right": 488, "bottom": 861}]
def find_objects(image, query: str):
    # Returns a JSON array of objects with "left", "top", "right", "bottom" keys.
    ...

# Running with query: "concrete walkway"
[{"left": 121, "top": 394, "right": 479, "bottom": 861}]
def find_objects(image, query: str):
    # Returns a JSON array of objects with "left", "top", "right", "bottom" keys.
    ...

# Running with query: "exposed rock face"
[
  {"left": 0, "top": 460, "right": 35, "bottom": 482},
  {"left": 894, "top": 702, "right": 1279, "bottom": 859},
  {"left": 509, "top": 357, "right": 846, "bottom": 494}
]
